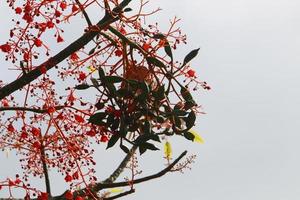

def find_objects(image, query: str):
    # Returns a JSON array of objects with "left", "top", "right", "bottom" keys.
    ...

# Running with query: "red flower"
[
  {"left": 72, "top": 5, "right": 79, "bottom": 13},
  {"left": 47, "top": 107, "right": 56, "bottom": 113},
  {"left": 0, "top": 44, "right": 11, "bottom": 53},
  {"left": 187, "top": 69, "right": 196, "bottom": 77},
  {"left": 24, "top": 4, "right": 32, "bottom": 13},
  {"left": 100, "top": 135, "right": 108, "bottom": 142},
  {"left": 23, "top": 52, "right": 29, "bottom": 61},
  {"left": 20, "top": 131, "right": 28, "bottom": 139},
  {"left": 64, "top": 174, "right": 73, "bottom": 182},
  {"left": 72, "top": 171, "right": 79, "bottom": 180},
  {"left": 114, "top": 49, "right": 122, "bottom": 57},
  {"left": 65, "top": 191, "right": 73, "bottom": 200},
  {"left": 70, "top": 53, "right": 79, "bottom": 61},
  {"left": 40, "top": 66, "right": 47, "bottom": 74},
  {"left": 55, "top": 10, "right": 61, "bottom": 17},
  {"left": 32, "top": 141, "right": 41, "bottom": 149},
  {"left": 142, "top": 43, "right": 151, "bottom": 51},
  {"left": 86, "top": 130, "right": 96, "bottom": 137},
  {"left": 78, "top": 72, "right": 86, "bottom": 81},
  {"left": 39, "top": 192, "right": 48, "bottom": 200},
  {"left": 75, "top": 196, "right": 84, "bottom": 200},
  {"left": 7, "top": 124, "right": 15, "bottom": 132},
  {"left": 34, "top": 39, "right": 43, "bottom": 47},
  {"left": 2, "top": 100, "right": 9, "bottom": 107},
  {"left": 60, "top": 2, "right": 67, "bottom": 10},
  {"left": 14, "top": 178, "right": 21, "bottom": 185},
  {"left": 68, "top": 92, "right": 76, "bottom": 102},
  {"left": 15, "top": 7, "right": 22, "bottom": 14},
  {"left": 74, "top": 114, "right": 85, "bottom": 123},
  {"left": 32, "top": 127, "right": 41, "bottom": 137},
  {"left": 57, "top": 35, "right": 64, "bottom": 43},
  {"left": 46, "top": 21, "right": 54, "bottom": 29}
]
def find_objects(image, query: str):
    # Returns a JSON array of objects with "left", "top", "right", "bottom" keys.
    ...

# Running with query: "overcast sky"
[{"left": 1, "top": 0, "right": 300, "bottom": 200}]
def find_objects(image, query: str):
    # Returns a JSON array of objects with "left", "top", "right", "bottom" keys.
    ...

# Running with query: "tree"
[{"left": 0, "top": 0, "right": 210, "bottom": 199}]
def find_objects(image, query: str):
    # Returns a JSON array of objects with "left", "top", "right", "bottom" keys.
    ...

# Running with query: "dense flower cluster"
[{"left": 0, "top": 0, "right": 209, "bottom": 199}]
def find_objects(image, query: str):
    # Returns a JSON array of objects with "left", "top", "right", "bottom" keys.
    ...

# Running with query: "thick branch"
[
  {"left": 94, "top": 150, "right": 187, "bottom": 190},
  {"left": 0, "top": 0, "right": 133, "bottom": 101},
  {"left": 102, "top": 146, "right": 138, "bottom": 184}
]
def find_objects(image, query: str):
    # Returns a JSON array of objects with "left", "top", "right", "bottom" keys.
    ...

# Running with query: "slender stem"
[
  {"left": 104, "top": 189, "right": 135, "bottom": 200},
  {"left": 41, "top": 144, "right": 51, "bottom": 196}
]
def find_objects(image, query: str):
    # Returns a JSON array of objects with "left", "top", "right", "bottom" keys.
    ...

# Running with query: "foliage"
[{"left": 0, "top": 0, "right": 209, "bottom": 199}]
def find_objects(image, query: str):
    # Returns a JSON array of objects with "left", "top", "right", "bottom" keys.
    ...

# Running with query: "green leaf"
[
  {"left": 89, "top": 47, "right": 96, "bottom": 55},
  {"left": 89, "top": 112, "right": 107, "bottom": 125},
  {"left": 180, "top": 86, "right": 194, "bottom": 102},
  {"left": 172, "top": 109, "right": 188, "bottom": 117},
  {"left": 75, "top": 84, "right": 90, "bottom": 90},
  {"left": 117, "top": 88, "right": 132, "bottom": 97},
  {"left": 95, "top": 101, "right": 105, "bottom": 110},
  {"left": 164, "top": 40, "right": 173, "bottom": 61},
  {"left": 154, "top": 85, "right": 165, "bottom": 100},
  {"left": 184, "top": 100, "right": 196, "bottom": 110},
  {"left": 143, "top": 142, "right": 160, "bottom": 151},
  {"left": 91, "top": 78, "right": 100, "bottom": 87},
  {"left": 120, "top": 144, "right": 130, "bottom": 154},
  {"left": 123, "top": 7, "right": 132, "bottom": 12},
  {"left": 106, "top": 83, "right": 117, "bottom": 96},
  {"left": 143, "top": 121, "right": 151, "bottom": 135},
  {"left": 139, "top": 142, "right": 159, "bottom": 155},
  {"left": 104, "top": 76, "right": 124, "bottom": 83},
  {"left": 139, "top": 145, "right": 147, "bottom": 155},
  {"left": 107, "top": 133, "right": 120, "bottom": 149},
  {"left": 106, "top": 114, "right": 115, "bottom": 127},
  {"left": 98, "top": 68, "right": 105, "bottom": 79},
  {"left": 183, "top": 131, "right": 195, "bottom": 141},
  {"left": 137, "top": 81, "right": 149, "bottom": 102},
  {"left": 119, "top": 117, "right": 127, "bottom": 137},
  {"left": 150, "top": 134, "right": 161, "bottom": 142},
  {"left": 146, "top": 57, "right": 166, "bottom": 69},
  {"left": 183, "top": 48, "right": 200, "bottom": 66},
  {"left": 152, "top": 33, "right": 165, "bottom": 39},
  {"left": 174, "top": 116, "right": 182, "bottom": 128},
  {"left": 111, "top": 118, "right": 120, "bottom": 130},
  {"left": 186, "top": 111, "right": 196, "bottom": 130}
]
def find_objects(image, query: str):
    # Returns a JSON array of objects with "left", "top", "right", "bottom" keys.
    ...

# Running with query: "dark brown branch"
[
  {"left": 41, "top": 144, "right": 51, "bottom": 196},
  {"left": 94, "top": 150, "right": 187, "bottom": 190},
  {"left": 0, "top": 0, "right": 133, "bottom": 101},
  {"left": 104, "top": 189, "right": 135, "bottom": 200},
  {"left": 74, "top": 0, "right": 93, "bottom": 27},
  {"left": 0, "top": 106, "right": 64, "bottom": 113},
  {"left": 102, "top": 146, "right": 138, "bottom": 184}
]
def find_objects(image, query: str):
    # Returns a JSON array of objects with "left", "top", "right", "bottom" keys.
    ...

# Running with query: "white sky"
[{"left": 1, "top": 0, "right": 300, "bottom": 200}]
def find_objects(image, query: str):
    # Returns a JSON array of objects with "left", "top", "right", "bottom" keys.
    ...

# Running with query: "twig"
[
  {"left": 94, "top": 150, "right": 187, "bottom": 190},
  {"left": 0, "top": 106, "right": 64, "bottom": 113},
  {"left": 104, "top": 189, "right": 135, "bottom": 200}
]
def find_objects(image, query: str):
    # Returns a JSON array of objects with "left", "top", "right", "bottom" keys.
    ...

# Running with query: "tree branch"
[
  {"left": 0, "top": 0, "right": 133, "bottom": 101},
  {"left": 41, "top": 144, "right": 51, "bottom": 196},
  {"left": 0, "top": 106, "right": 64, "bottom": 113},
  {"left": 103, "top": 189, "right": 135, "bottom": 200},
  {"left": 102, "top": 146, "right": 138, "bottom": 184},
  {"left": 94, "top": 150, "right": 187, "bottom": 190}
]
